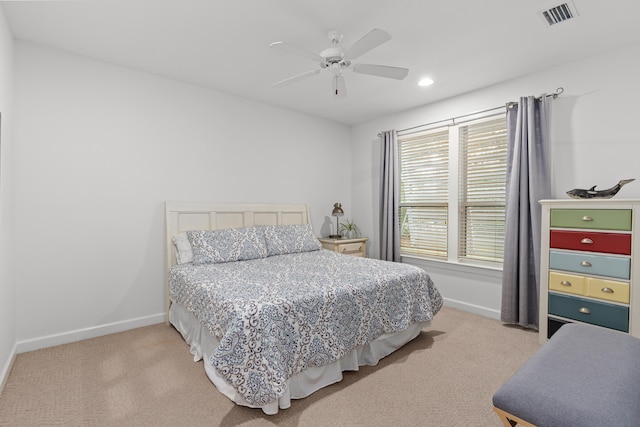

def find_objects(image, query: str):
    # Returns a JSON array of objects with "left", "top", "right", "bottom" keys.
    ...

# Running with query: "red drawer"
[{"left": 550, "top": 230, "right": 631, "bottom": 255}]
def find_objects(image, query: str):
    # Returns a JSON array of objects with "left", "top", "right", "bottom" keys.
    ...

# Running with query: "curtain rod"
[
  {"left": 393, "top": 105, "right": 504, "bottom": 136},
  {"left": 379, "top": 86, "right": 564, "bottom": 137}
]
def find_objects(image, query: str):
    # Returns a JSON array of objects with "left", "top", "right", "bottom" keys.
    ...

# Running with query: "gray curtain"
[
  {"left": 379, "top": 130, "right": 401, "bottom": 262},
  {"left": 501, "top": 96, "right": 551, "bottom": 329}
]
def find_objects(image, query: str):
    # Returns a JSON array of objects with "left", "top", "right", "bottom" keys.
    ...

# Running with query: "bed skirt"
[{"left": 169, "top": 302, "right": 430, "bottom": 414}]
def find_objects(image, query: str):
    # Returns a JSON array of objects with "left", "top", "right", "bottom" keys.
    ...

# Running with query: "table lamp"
[{"left": 330, "top": 202, "right": 344, "bottom": 238}]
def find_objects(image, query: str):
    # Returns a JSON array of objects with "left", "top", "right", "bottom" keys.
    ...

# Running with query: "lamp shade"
[{"left": 332, "top": 202, "right": 344, "bottom": 217}]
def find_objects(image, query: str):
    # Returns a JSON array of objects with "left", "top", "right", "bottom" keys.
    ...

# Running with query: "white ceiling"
[{"left": 3, "top": 0, "right": 640, "bottom": 125}]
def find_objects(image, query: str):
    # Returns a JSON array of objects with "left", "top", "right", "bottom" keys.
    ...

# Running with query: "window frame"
[{"left": 398, "top": 112, "right": 507, "bottom": 270}]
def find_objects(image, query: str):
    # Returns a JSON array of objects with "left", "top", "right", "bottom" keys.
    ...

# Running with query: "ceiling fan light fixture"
[
  {"left": 418, "top": 77, "right": 434, "bottom": 87},
  {"left": 269, "top": 28, "right": 409, "bottom": 97}
]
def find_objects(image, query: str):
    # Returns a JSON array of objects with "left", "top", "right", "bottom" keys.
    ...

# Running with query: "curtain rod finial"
[{"left": 552, "top": 87, "right": 564, "bottom": 98}]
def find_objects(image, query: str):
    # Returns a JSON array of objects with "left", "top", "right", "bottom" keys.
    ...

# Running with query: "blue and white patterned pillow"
[
  {"left": 186, "top": 227, "right": 268, "bottom": 264},
  {"left": 257, "top": 224, "right": 322, "bottom": 256}
]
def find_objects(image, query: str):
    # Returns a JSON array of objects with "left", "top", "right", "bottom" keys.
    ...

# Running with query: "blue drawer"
[
  {"left": 548, "top": 293, "right": 629, "bottom": 332},
  {"left": 549, "top": 250, "right": 630, "bottom": 280}
]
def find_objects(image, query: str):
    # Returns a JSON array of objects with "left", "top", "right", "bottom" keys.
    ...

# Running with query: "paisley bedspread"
[{"left": 169, "top": 249, "right": 442, "bottom": 406}]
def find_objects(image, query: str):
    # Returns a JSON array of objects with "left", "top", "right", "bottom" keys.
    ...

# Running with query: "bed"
[{"left": 165, "top": 202, "right": 443, "bottom": 414}]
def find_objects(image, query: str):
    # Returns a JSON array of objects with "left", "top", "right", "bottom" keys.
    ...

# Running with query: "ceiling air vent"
[{"left": 539, "top": 2, "right": 579, "bottom": 26}]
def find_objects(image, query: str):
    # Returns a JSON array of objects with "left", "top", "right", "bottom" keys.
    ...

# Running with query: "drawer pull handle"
[
  {"left": 601, "top": 287, "right": 614, "bottom": 293},
  {"left": 580, "top": 238, "right": 593, "bottom": 244},
  {"left": 581, "top": 216, "right": 593, "bottom": 222},
  {"left": 580, "top": 261, "right": 592, "bottom": 267},
  {"left": 560, "top": 280, "right": 572, "bottom": 287},
  {"left": 579, "top": 307, "right": 591, "bottom": 314}
]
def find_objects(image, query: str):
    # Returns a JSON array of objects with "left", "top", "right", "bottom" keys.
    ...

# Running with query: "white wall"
[
  {"left": 0, "top": 5, "right": 16, "bottom": 390},
  {"left": 13, "top": 42, "right": 351, "bottom": 349},
  {"left": 351, "top": 42, "right": 640, "bottom": 318},
  {"left": 9, "top": 35, "right": 640, "bottom": 353}
]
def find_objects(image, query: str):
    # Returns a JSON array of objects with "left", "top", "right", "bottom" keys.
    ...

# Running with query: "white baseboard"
[
  {"left": 4, "top": 303, "right": 497, "bottom": 388},
  {"left": 15, "top": 313, "right": 165, "bottom": 354},
  {"left": 10, "top": 301, "right": 499, "bottom": 355},
  {"left": 443, "top": 297, "right": 501, "bottom": 320},
  {"left": 0, "top": 342, "right": 17, "bottom": 396}
]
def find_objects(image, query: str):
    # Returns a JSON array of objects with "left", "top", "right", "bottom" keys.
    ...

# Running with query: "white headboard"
[{"left": 164, "top": 202, "right": 311, "bottom": 323}]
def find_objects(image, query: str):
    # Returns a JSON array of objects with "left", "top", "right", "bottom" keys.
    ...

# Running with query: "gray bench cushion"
[{"left": 493, "top": 323, "right": 640, "bottom": 427}]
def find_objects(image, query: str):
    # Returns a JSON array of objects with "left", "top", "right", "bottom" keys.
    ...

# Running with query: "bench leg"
[{"left": 493, "top": 407, "right": 537, "bottom": 427}]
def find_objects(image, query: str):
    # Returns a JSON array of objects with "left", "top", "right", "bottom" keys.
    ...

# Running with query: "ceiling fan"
[{"left": 269, "top": 28, "right": 409, "bottom": 98}]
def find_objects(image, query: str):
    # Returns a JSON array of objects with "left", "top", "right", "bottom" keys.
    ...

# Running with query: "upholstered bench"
[{"left": 492, "top": 323, "right": 640, "bottom": 427}]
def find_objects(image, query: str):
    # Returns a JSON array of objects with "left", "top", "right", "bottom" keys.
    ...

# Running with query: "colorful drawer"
[
  {"left": 550, "top": 230, "right": 631, "bottom": 255},
  {"left": 550, "top": 209, "right": 632, "bottom": 231},
  {"left": 548, "top": 293, "right": 629, "bottom": 332},
  {"left": 549, "top": 271, "right": 629, "bottom": 304},
  {"left": 548, "top": 272, "right": 586, "bottom": 296},
  {"left": 549, "top": 250, "right": 630, "bottom": 280},
  {"left": 585, "top": 277, "right": 630, "bottom": 304}
]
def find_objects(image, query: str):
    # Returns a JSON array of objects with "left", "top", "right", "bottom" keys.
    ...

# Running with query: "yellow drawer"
[
  {"left": 338, "top": 242, "right": 364, "bottom": 255},
  {"left": 586, "top": 278, "right": 630, "bottom": 304},
  {"left": 549, "top": 272, "right": 586, "bottom": 296}
]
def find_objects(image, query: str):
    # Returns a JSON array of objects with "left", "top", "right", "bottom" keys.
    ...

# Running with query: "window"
[
  {"left": 399, "top": 128, "right": 449, "bottom": 258},
  {"left": 398, "top": 114, "right": 508, "bottom": 267}
]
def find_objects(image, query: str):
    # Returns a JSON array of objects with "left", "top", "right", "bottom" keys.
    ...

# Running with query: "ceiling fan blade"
[
  {"left": 352, "top": 63, "right": 409, "bottom": 80},
  {"left": 344, "top": 28, "right": 391, "bottom": 60},
  {"left": 332, "top": 75, "right": 347, "bottom": 98},
  {"left": 269, "top": 41, "right": 324, "bottom": 62},
  {"left": 272, "top": 69, "right": 322, "bottom": 87}
]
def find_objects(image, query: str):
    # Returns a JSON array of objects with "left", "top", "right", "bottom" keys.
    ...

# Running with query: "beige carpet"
[{"left": 0, "top": 306, "right": 540, "bottom": 426}]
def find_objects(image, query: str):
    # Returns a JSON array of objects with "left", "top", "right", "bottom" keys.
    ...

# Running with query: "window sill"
[{"left": 400, "top": 254, "right": 503, "bottom": 279}]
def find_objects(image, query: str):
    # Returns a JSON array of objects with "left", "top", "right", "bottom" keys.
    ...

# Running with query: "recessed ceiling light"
[{"left": 418, "top": 77, "right": 434, "bottom": 87}]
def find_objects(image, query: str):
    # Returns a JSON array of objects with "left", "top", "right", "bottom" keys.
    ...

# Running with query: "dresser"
[
  {"left": 539, "top": 199, "right": 640, "bottom": 344},
  {"left": 318, "top": 237, "right": 368, "bottom": 257}
]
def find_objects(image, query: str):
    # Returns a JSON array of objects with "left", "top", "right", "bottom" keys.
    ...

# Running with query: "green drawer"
[
  {"left": 550, "top": 209, "right": 632, "bottom": 231},
  {"left": 548, "top": 292, "right": 629, "bottom": 332}
]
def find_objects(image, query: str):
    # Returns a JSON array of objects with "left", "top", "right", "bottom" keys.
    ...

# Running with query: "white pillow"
[{"left": 172, "top": 234, "right": 194, "bottom": 264}]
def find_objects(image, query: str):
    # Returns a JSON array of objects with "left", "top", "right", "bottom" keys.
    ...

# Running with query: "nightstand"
[{"left": 318, "top": 237, "right": 368, "bottom": 257}]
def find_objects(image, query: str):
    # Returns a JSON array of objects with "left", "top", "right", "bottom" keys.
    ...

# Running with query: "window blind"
[
  {"left": 399, "top": 129, "right": 449, "bottom": 258},
  {"left": 459, "top": 117, "right": 508, "bottom": 263}
]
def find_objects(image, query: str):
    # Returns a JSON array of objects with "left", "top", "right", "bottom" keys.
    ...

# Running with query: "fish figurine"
[{"left": 566, "top": 179, "right": 635, "bottom": 199}]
